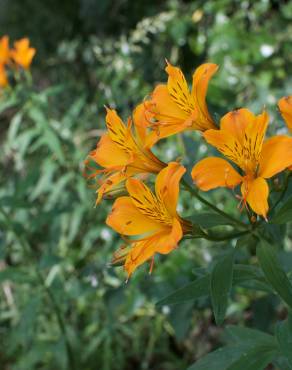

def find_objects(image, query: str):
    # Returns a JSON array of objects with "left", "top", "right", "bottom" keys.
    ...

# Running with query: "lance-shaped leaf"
[
  {"left": 225, "top": 325, "right": 276, "bottom": 347},
  {"left": 225, "top": 345, "right": 277, "bottom": 370},
  {"left": 271, "top": 196, "right": 292, "bottom": 224},
  {"left": 210, "top": 248, "right": 235, "bottom": 325},
  {"left": 257, "top": 239, "right": 292, "bottom": 309},
  {"left": 156, "top": 263, "right": 271, "bottom": 307},
  {"left": 156, "top": 275, "right": 210, "bottom": 306},
  {"left": 187, "top": 212, "right": 236, "bottom": 228},
  {"left": 188, "top": 344, "right": 277, "bottom": 370},
  {"left": 275, "top": 314, "right": 292, "bottom": 368}
]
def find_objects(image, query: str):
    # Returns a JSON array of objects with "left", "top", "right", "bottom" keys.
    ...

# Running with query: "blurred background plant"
[{"left": 1, "top": 0, "right": 292, "bottom": 369}]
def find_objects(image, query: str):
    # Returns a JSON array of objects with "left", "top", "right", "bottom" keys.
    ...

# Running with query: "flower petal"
[
  {"left": 124, "top": 218, "right": 182, "bottom": 276},
  {"left": 143, "top": 117, "right": 192, "bottom": 147},
  {"left": 0, "top": 64, "right": 8, "bottom": 87},
  {"left": 165, "top": 61, "right": 194, "bottom": 115},
  {"left": 90, "top": 134, "right": 130, "bottom": 168},
  {"left": 191, "top": 63, "right": 218, "bottom": 130},
  {"left": 133, "top": 103, "right": 150, "bottom": 145},
  {"left": 150, "top": 84, "right": 190, "bottom": 122},
  {"left": 204, "top": 109, "right": 268, "bottom": 173},
  {"left": 155, "top": 162, "right": 186, "bottom": 217},
  {"left": 191, "top": 157, "right": 242, "bottom": 191},
  {"left": 0, "top": 36, "right": 10, "bottom": 65},
  {"left": 259, "top": 136, "right": 292, "bottom": 178},
  {"left": 278, "top": 96, "right": 292, "bottom": 132},
  {"left": 11, "top": 38, "right": 36, "bottom": 69},
  {"left": 241, "top": 177, "right": 269, "bottom": 218},
  {"left": 243, "top": 110, "right": 268, "bottom": 167},
  {"left": 220, "top": 108, "right": 255, "bottom": 143},
  {"left": 106, "top": 196, "right": 161, "bottom": 236},
  {"left": 203, "top": 129, "right": 241, "bottom": 167},
  {"left": 105, "top": 108, "right": 136, "bottom": 152},
  {"left": 155, "top": 218, "right": 183, "bottom": 254},
  {"left": 96, "top": 172, "right": 126, "bottom": 205},
  {"left": 126, "top": 177, "right": 172, "bottom": 224}
]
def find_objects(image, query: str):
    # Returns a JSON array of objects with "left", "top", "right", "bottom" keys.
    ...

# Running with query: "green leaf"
[
  {"left": 0, "top": 95, "right": 19, "bottom": 114},
  {"left": 225, "top": 325, "right": 275, "bottom": 347},
  {"left": 271, "top": 196, "right": 292, "bottom": 224},
  {"left": 235, "top": 234, "right": 258, "bottom": 249},
  {"left": 7, "top": 112, "right": 23, "bottom": 144},
  {"left": 210, "top": 249, "right": 235, "bottom": 325},
  {"left": 156, "top": 275, "right": 210, "bottom": 306},
  {"left": 233, "top": 264, "right": 265, "bottom": 282},
  {"left": 188, "top": 324, "right": 277, "bottom": 370},
  {"left": 0, "top": 267, "right": 33, "bottom": 283},
  {"left": 188, "top": 344, "right": 276, "bottom": 370},
  {"left": 187, "top": 345, "right": 250, "bottom": 370},
  {"left": 276, "top": 316, "right": 292, "bottom": 368},
  {"left": 157, "top": 263, "right": 272, "bottom": 307},
  {"left": 233, "top": 264, "right": 272, "bottom": 292},
  {"left": 226, "top": 345, "right": 277, "bottom": 370},
  {"left": 187, "top": 212, "right": 235, "bottom": 228},
  {"left": 257, "top": 240, "right": 292, "bottom": 309}
]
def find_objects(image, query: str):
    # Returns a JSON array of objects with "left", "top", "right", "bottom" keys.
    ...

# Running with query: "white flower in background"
[{"left": 260, "top": 44, "right": 274, "bottom": 58}]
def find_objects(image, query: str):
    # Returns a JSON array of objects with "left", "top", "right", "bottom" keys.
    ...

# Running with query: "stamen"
[{"left": 149, "top": 256, "right": 155, "bottom": 274}]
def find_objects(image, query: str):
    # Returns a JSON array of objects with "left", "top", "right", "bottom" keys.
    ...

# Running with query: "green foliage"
[
  {"left": 257, "top": 240, "right": 292, "bottom": 309},
  {"left": 210, "top": 249, "right": 235, "bottom": 325},
  {"left": 1, "top": 1, "right": 292, "bottom": 369},
  {"left": 276, "top": 314, "right": 292, "bottom": 368}
]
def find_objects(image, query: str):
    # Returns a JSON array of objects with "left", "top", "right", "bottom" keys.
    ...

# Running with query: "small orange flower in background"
[
  {"left": 191, "top": 108, "right": 292, "bottom": 219},
  {"left": 0, "top": 35, "right": 36, "bottom": 89},
  {"left": 106, "top": 162, "right": 192, "bottom": 277},
  {"left": 0, "top": 35, "right": 10, "bottom": 88},
  {"left": 0, "top": 64, "right": 8, "bottom": 88},
  {"left": 0, "top": 36, "right": 10, "bottom": 65},
  {"left": 278, "top": 96, "right": 292, "bottom": 132},
  {"left": 85, "top": 104, "right": 166, "bottom": 205},
  {"left": 145, "top": 61, "right": 218, "bottom": 146},
  {"left": 11, "top": 38, "right": 36, "bottom": 69}
]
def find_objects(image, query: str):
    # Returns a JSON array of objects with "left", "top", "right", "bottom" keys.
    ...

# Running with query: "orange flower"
[
  {"left": 10, "top": 38, "right": 36, "bottom": 69},
  {"left": 145, "top": 61, "right": 218, "bottom": 146},
  {"left": 0, "top": 36, "right": 10, "bottom": 65},
  {"left": 278, "top": 96, "right": 292, "bottom": 132},
  {"left": 191, "top": 108, "right": 292, "bottom": 219},
  {"left": 0, "top": 64, "right": 8, "bottom": 88},
  {"left": 85, "top": 104, "right": 166, "bottom": 204},
  {"left": 106, "top": 162, "right": 191, "bottom": 277}
]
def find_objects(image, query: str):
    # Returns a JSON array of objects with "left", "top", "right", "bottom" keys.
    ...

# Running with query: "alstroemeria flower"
[
  {"left": 0, "top": 36, "right": 10, "bottom": 65},
  {"left": 85, "top": 104, "right": 166, "bottom": 204},
  {"left": 0, "top": 64, "right": 8, "bottom": 88},
  {"left": 278, "top": 96, "right": 292, "bottom": 132},
  {"left": 106, "top": 162, "right": 192, "bottom": 277},
  {"left": 191, "top": 108, "right": 292, "bottom": 219},
  {"left": 144, "top": 61, "right": 218, "bottom": 146},
  {"left": 10, "top": 38, "right": 36, "bottom": 69}
]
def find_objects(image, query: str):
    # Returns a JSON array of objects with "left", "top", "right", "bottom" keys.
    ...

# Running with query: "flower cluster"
[
  {"left": 85, "top": 61, "right": 292, "bottom": 278},
  {"left": 0, "top": 35, "right": 36, "bottom": 88}
]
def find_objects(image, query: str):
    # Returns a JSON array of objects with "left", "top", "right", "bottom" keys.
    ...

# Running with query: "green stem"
[
  {"left": 182, "top": 178, "right": 248, "bottom": 229},
  {"left": 184, "top": 229, "right": 250, "bottom": 242},
  {"left": 0, "top": 206, "right": 76, "bottom": 370}
]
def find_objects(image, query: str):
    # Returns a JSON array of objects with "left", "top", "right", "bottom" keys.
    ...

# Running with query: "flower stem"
[
  {"left": 184, "top": 229, "right": 250, "bottom": 242},
  {"left": 182, "top": 178, "right": 248, "bottom": 229}
]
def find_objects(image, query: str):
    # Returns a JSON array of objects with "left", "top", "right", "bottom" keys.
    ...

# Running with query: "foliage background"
[{"left": 1, "top": 0, "right": 292, "bottom": 369}]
